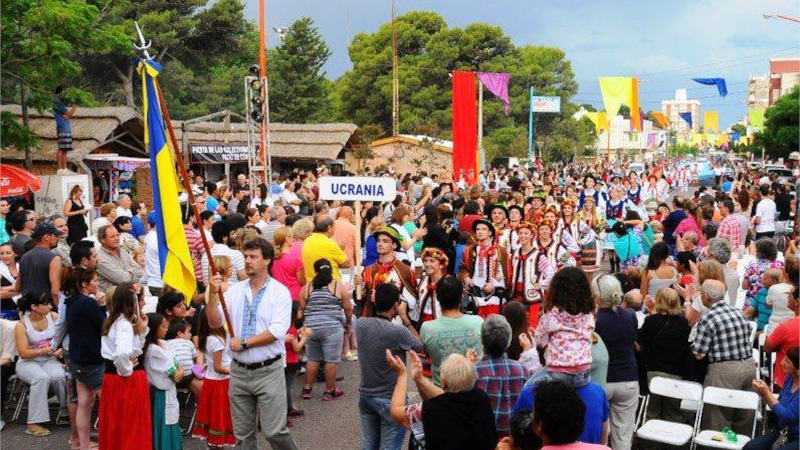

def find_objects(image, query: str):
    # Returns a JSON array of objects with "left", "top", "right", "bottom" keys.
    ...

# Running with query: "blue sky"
[{"left": 243, "top": 0, "right": 800, "bottom": 129}]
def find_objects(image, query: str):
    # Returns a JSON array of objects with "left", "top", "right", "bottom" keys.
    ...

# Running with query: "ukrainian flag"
[{"left": 138, "top": 59, "right": 196, "bottom": 302}]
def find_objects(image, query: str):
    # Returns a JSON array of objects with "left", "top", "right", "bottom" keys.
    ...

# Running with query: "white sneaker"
[{"left": 0, "top": 419, "right": 5, "bottom": 431}]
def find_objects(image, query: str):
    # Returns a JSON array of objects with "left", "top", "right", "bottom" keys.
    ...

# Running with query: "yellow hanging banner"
[
  {"left": 703, "top": 111, "right": 719, "bottom": 133},
  {"left": 586, "top": 112, "right": 609, "bottom": 133},
  {"left": 599, "top": 77, "right": 632, "bottom": 119}
]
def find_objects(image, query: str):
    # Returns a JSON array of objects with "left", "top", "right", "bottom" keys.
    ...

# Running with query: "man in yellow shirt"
[{"left": 302, "top": 215, "right": 352, "bottom": 281}]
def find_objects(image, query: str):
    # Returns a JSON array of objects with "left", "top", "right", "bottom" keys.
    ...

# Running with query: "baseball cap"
[
  {"left": 31, "top": 223, "right": 64, "bottom": 240},
  {"left": 147, "top": 211, "right": 158, "bottom": 226}
]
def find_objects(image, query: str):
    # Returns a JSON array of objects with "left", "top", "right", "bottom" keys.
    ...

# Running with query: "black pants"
[{"left": 0, "top": 363, "right": 13, "bottom": 410}]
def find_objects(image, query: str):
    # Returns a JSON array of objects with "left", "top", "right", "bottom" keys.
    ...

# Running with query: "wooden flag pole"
[{"left": 154, "top": 82, "right": 235, "bottom": 338}]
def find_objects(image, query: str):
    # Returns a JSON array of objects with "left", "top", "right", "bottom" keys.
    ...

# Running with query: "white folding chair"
[
  {"left": 693, "top": 386, "right": 760, "bottom": 450},
  {"left": 635, "top": 376, "right": 703, "bottom": 447}
]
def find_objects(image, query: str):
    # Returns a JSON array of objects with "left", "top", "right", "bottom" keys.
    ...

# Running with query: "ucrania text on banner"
[
  {"left": 138, "top": 59, "right": 197, "bottom": 302},
  {"left": 452, "top": 70, "right": 478, "bottom": 185}
]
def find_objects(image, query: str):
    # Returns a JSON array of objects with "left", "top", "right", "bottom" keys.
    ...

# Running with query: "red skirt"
[
  {"left": 99, "top": 370, "right": 152, "bottom": 450},
  {"left": 192, "top": 378, "right": 236, "bottom": 447},
  {"left": 527, "top": 303, "right": 541, "bottom": 329},
  {"left": 477, "top": 304, "right": 501, "bottom": 318}
]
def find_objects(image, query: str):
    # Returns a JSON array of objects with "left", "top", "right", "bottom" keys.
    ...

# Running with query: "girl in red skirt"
[
  {"left": 99, "top": 282, "right": 152, "bottom": 450},
  {"left": 192, "top": 308, "right": 235, "bottom": 447}
]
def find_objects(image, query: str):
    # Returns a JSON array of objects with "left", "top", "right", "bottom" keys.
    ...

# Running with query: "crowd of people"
[{"left": 0, "top": 156, "right": 798, "bottom": 450}]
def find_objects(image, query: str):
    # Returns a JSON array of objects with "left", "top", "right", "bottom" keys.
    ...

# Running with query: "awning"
[
  {"left": 84, "top": 154, "right": 150, "bottom": 171},
  {"left": 0, "top": 164, "right": 43, "bottom": 197}
]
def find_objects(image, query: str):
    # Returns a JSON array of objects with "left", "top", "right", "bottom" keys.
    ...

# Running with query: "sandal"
[
  {"left": 25, "top": 425, "right": 51, "bottom": 436},
  {"left": 288, "top": 407, "right": 305, "bottom": 417},
  {"left": 301, "top": 386, "right": 312, "bottom": 399}
]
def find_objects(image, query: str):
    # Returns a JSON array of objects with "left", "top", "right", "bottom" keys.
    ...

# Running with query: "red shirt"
[
  {"left": 183, "top": 225, "right": 204, "bottom": 284},
  {"left": 767, "top": 317, "right": 800, "bottom": 387},
  {"left": 285, "top": 326, "right": 299, "bottom": 364}
]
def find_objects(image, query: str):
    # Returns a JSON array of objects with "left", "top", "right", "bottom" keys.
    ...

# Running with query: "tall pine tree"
[{"left": 268, "top": 17, "right": 333, "bottom": 123}]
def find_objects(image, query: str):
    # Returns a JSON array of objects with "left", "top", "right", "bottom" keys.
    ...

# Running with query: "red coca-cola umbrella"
[{"left": 0, "top": 164, "right": 43, "bottom": 197}]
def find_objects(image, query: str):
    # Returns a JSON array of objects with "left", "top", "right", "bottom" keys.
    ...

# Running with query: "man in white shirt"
[
  {"left": 753, "top": 184, "right": 776, "bottom": 239},
  {"left": 201, "top": 221, "right": 247, "bottom": 284},
  {"left": 205, "top": 238, "right": 297, "bottom": 450},
  {"left": 115, "top": 194, "right": 133, "bottom": 218},
  {"left": 144, "top": 225, "right": 163, "bottom": 296},
  {"left": 279, "top": 182, "right": 301, "bottom": 213}
]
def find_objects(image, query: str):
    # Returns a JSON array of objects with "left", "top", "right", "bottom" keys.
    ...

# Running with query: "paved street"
[{"left": 1, "top": 359, "right": 377, "bottom": 449}]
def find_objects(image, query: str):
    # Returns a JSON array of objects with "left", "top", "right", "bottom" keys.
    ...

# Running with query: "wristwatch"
[{"left": 241, "top": 339, "right": 249, "bottom": 350}]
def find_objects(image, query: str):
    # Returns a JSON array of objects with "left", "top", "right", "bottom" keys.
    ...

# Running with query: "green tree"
[
  {"left": 1, "top": 0, "right": 129, "bottom": 167},
  {"left": 334, "top": 11, "right": 582, "bottom": 162},
  {"left": 758, "top": 85, "right": 799, "bottom": 160},
  {"left": 268, "top": 17, "right": 333, "bottom": 123},
  {"left": 730, "top": 123, "right": 747, "bottom": 136}
]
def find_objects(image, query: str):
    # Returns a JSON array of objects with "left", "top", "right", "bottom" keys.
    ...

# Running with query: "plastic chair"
[
  {"left": 693, "top": 386, "right": 760, "bottom": 450},
  {"left": 635, "top": 376, "right": 703, "bottom": 447}
]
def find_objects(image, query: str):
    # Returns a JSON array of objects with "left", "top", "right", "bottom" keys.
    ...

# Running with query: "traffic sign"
[{"left": 531, "top": 96, "right": 561, "bottom": 113}]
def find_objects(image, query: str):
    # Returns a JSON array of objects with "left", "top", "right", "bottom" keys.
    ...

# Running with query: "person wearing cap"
[
  {"left": 489, "top": 204, "right": 511, "bottom": 253},
  {"left": 355, "top": 226, "right": 419, "bottom": 319},
  {"left": 15, "top": 223, "right": 62, "bottom": 307},
  {"left": 525, "top": 192, "right": 547, "bottom": 225},
  {"left": 458, "top": 219, "right": 511, "bottom": 318},
  {"left": 96, "top": 224, "right": 143, "bottom": 295},
  {"left": 509, "top": 221, "right": 553, "bottom": 328}
]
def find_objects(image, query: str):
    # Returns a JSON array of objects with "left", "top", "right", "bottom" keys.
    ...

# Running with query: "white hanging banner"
[{"left": 318, "top": 176, "right": 397, "bottom": 202}]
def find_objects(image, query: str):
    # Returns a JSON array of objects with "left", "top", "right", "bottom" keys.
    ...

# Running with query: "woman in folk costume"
[
  {"left": 576, "top": 195, "right": 606, "bottom": 273},
  {"left": 604, "top": 184, "right": 628, "bottom": 222},
  {"left": 543, "top": 206, "right": 581, "bottom": 259},
  {"left": 578, "top": 175, "right": 606, "bottom": 211},
  {"left": 410, "top": 247, "right": 449, "bottom": 326},
  {"left": 410, "top": 247, "right": 449, "bottom": 377},
  {"left": 457, "top": 218, "right": 511, "bottom": 318},
  {"left": 99, "top": 283, "right": 152, "bottom": 450},
  {"left": 558, "top": 198, "right": 596, "bottom": 271},
  {"left": 642, "top": 174, "right": 662, "bottom": 219},
  {"left": 533, "top": 218, "right": 575, "bottom": 272},
  {"left": 357, "top": 226, "right": 418, "bottom": 318},
  {"left": 509, "top": 221, "right": 554, "bottom": 328},
  {"left": 488, "top": 204, "right": 511, "bottom": 251}
]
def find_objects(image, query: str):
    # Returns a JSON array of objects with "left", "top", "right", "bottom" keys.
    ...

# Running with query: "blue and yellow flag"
[{"left": 138, "top": 59, "right": 196, "bottom": 302}]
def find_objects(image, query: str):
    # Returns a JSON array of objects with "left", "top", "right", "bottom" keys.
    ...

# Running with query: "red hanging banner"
[{"left": 452, "top": 70, "right": 477, "bottom": 184}]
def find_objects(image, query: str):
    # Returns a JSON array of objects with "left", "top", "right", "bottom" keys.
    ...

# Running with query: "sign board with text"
[
  {"left": 318, "top": 176, "right": 397, "bottom": 202},
  {"left": 190, "top": 143, "right": 249, "bottom": 164},
  {"left": 531, "top": 96, "right": 561, "bottom": 113}
]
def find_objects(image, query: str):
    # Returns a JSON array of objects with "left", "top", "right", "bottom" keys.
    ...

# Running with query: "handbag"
[{"left": 771, "top": 429, "right": 789, "bottom": 449}]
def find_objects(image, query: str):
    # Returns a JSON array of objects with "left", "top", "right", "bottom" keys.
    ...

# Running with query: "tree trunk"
[
  {"left": 20, "top": 83, "right": 32, "bottom": 170},
  {"left": 113, "top": 62, "right": 135, "bottom": 108}
]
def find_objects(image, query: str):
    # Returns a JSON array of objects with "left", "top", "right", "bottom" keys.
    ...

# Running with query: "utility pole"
[{"left": 391, "top": 0, "right": 399, "bottom": 137}]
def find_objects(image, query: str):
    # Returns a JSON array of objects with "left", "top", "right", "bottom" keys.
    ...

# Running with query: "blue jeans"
[
  {"left": 525, "top": 367, "right": 590, "bottom": 389},
  {"left": 743, "top": 430, "right": 798, "bottom": 450},
  {"left": 359, "top": 395, "right": 406, "bottom": 450}
]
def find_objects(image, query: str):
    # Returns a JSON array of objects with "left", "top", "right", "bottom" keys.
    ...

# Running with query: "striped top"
[{"left": 303, "top": 283, "right": 345, "bottom": 330}]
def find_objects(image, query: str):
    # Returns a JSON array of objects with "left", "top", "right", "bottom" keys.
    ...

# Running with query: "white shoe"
[{"left": 0, "top": 419, "right": 5, "bottom": 431}]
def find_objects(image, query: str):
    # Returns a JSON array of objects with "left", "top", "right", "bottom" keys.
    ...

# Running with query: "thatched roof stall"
[
  {"left": 172, "top": 110, "right": 359, "bottom": 165},
  {"left": 0, "top": 104, "right": 145, "bottom": 164}
]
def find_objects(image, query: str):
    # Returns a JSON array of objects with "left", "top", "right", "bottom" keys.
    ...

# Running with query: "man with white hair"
[
  {"left": 386, "top": 351, "right": 498, "bottom": 450},
  {"left": 691, "top": 279, "right": 756, "bottom": 434},
  {"left": 707, "top": 237, "right": 739, "bottom": 304},
  {"left": 115, "top": 194, "right": 132, "bottom": 218}
]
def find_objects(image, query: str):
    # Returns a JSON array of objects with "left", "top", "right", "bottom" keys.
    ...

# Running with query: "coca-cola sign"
[{"left": 0, "top": 177, "right": 25, "bottom": 196}]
